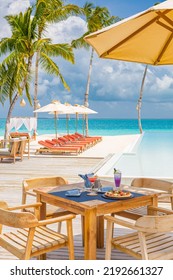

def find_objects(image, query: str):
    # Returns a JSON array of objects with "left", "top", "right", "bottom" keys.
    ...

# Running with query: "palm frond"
[
  {"left": 83, "top": 2, "right": 95, "bottom": 18},
  {"left": 0, "top": 38, "right": 17, "bottom": 55},
  {"left": 25, "top": 82, "right": 32, "bottom": 106},
  {"left": 32, "top": 38, "right": 52, "bottom": 53},
  {"left": 47, "top": 4, "right": 82, "bottom": 23},
  {"left": 42, "top": 43, "right": 74, "bottom": 64},
  {"left": 39, "top": 52, "right": 70, "bottom": 90},
  {"left": 71, "top": 33, "right": 90, "bottom": 50}
]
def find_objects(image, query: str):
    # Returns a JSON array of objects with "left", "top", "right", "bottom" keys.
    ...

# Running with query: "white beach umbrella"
[
  {"left": 48, "top": 103, "right": 75, "bottom": 135},
  {"left": 73, "top": 104, "right": 97, "bottom": 135},
  {"left": 34, "top": 100, "right": 71, "bottom": 139},
  {"left": 47, "top": 103, "right": 97, "bottom": 135}
]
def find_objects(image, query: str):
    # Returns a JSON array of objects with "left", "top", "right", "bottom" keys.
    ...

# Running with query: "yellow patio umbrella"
[
  {"left": 84, "top": 0, "right": 173, "bottom": 65},
  {"left": 84, "top": 0, "right": 173, "bottom": 132}
]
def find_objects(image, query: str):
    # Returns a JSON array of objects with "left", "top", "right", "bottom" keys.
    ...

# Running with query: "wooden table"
[{"left": 34, "top": 180, "right": 158, "bottom": 260}]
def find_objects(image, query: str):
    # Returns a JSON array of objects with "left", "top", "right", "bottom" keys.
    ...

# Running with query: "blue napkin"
[
  {"left": 78, "top": 173, "right": 94, "bottom": 188},
  {"left": 65, "top": 189, "right": 81, "bottom": 196},
  {"left": 99, "top": 186, "right": 113, "bottom": 192}
]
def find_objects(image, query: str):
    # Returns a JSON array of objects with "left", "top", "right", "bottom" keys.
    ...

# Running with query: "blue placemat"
[{"left": 48, "top": 190, "right": 145, "bottom": 203}]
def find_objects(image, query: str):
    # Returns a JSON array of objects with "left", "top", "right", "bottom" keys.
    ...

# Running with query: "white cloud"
[
  {"left": 0, "top": 0, "right": 31, "bottom": 38},
  {"left": 2, "top": 2, "right": 173, "bottom": 118},
  {"left": 6, "top": 0, "right": 30, "bottom": 14},
  {"left": 46, "top": 16, "right": 87, "bottom": 43},
  {"left": 155, "top": 75, "right": 173, "bottom": 91}
]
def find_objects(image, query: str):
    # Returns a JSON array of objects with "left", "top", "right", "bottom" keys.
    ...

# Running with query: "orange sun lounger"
[
  {"left": 74, "top": 132, "right": 102, "bottom": 143},
  {"left": 46, "top": 139, "right": 85, "bottom": 152},
  {"left": 63, "top": 134, "right": 95, "bottom": 146},
  {"left": 36, "top": 140, "right": 81, "bottom": 155},
  {"left": 53, "top": 137, "right": 89, "bottom": 151}
]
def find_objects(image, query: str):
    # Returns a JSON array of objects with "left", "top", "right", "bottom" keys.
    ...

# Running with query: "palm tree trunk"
[
  {"left": 4, "top": 56, "right": 33, "bottom": 140},
  {"left": 4, "top": 93, "right": 19, "bottom": 141},
  {"left": 33, "top": 51, "right": 40, "bottom": 138},
  {"left": 137, "top": 65, "right": 148, "bottom": 134},
  {"left": 84, "top": 47, "right": 94, "bottom": 136}
]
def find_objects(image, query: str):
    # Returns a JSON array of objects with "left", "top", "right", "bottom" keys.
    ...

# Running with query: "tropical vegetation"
[
  {"left": 33, "top": 0, "right": 81, "bottom": 134},
  {"left": 0, "top": 1, "right": 80, "bottom": 139},
  {"left": 0, "top": 0, "right": 117, "bottom": 139}
]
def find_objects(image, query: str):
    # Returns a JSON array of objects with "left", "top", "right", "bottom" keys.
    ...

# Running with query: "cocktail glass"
[{"left": 114, "top": 171, "right": 121, "bottom": 189}]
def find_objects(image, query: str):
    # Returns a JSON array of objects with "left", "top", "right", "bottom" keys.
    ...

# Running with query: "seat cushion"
[{"left": 0, "top": 148, "right": 10, "bottom": 155}]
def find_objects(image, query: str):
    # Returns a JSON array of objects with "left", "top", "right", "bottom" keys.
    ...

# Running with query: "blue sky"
[{"left": 1, "top": 0, "right": 173, "bottom": 119}]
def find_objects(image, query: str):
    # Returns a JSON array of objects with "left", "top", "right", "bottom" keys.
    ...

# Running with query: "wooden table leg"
[
  {"left": 84, "top": 207, "right": 97, "bottom": 260},
  {"left": 36, "top": 194, "right": 46, "bottom": 220},
  {"left": 37, "top": 194, "right": 46, "bottom": 259},
  {"left": 147, "top": 195, "right": 158, "bottom": 215},
  {"left": 97, "top": 215, "right": 104, "bottom": 248},
  {"left": 82, "top": 215, "right": 104, "bottom": 249}
]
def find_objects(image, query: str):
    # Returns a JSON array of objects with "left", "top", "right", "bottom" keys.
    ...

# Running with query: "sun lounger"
[
  {"left": 46, "top": 139, "right": 84, "bottom": 152},
  {"left": 64, "top": 134, "right": 95, "bottom": 146},
  {"left": 54, "top": 137, "right": 89, "bottom": 150},
  {"left": 36, "top": 140, "right": 81, "bottom": 155},
  {"left": 74, "top": 132, "right": 102, "bottom": 142}
]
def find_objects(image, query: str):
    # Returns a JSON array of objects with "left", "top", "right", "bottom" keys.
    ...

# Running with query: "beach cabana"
[{"left": 7, "top": 117, "right": 37, "bottom": 137}]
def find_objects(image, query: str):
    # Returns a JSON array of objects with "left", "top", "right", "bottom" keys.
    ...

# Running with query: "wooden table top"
[{"left": 34, "top": 180, "right": 159, "bottom": 215}]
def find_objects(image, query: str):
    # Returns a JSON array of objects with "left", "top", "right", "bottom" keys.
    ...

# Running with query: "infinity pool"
[{"left": 98, "top": 131, "right": 173, "bottom": 179}]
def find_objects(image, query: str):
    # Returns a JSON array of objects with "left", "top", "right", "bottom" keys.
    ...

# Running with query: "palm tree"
[
  {"left": 0, "top": 7, "right": 37, "bottom": 140},
  {"left": 71, "top": 2, "right": 119, "bottom": 136},
  {"left": 33, "top": 0, "right": 82, "bottom": 135},
  {"left": 0, "top": 3, "right": 77, "bottom": 139}
]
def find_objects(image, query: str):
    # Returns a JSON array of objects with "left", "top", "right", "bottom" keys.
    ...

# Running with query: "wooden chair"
[
  {"left": 10, "top": 133, "right": 30, "bottom": 159},
  {"left": 0, "top": 201, "right": 75, "bottom": 260},
  {"left": 22, "top": 176, "right": 72, "bottom": 232},
  {"left": 116, "top": 178, "right": 173, "bottom": 220},
  {"left": 16, "top": 138, "right": 28, "bottom": 161},
  {"left": 105, "top": 206, "right": 173, "bottom": 260},
  {"left": 0, "top": 139, "right": 21, "bottom": 163}
]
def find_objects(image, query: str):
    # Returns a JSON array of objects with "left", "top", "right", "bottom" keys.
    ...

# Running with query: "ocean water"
[{"left": 1, "top": 118, "right": 173, "bottom": 136}]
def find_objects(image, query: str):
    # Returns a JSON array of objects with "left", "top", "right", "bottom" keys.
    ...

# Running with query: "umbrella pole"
[
  {"left": 137, "top": 65, "right": 148, "bottom": 134},
  {"left": 83, "top": 114, "right": 85, "bottom": 136},
  {"left": 54, "top": 111, "right": 58, "bottom": 140},
  {"left": 75, "top": 113, "right": 78, "bottom": 132},
  {"left": 66, "top": 114, "right": 69, "bottom": 135}
]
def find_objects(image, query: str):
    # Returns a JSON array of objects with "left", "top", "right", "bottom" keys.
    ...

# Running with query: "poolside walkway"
[
  {"left": 29, "top": 133, "right": 140, "bottom": 157},
  {"left": 0, "top": 133, "right": 139, "bottom": 260}
]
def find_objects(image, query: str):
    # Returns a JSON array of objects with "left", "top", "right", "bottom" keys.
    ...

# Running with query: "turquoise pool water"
[{"left": 102, "top": 131, "right": 173, "bottom": 179}]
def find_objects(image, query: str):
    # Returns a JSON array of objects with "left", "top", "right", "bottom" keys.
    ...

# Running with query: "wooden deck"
[{"left": 0, "top": 154, "right": 134, "bottom": 260}]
